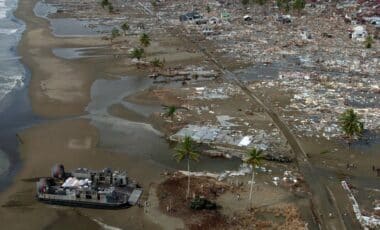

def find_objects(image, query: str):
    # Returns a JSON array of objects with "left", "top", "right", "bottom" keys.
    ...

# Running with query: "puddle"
[
  {"left": 87, "top": 76, "right": 241, "bottom": 172},
  {"left": 33, "top": 0, "right": 57, "bottom": 19},
  {"left": 49, "top": 18, "right": 111, "bottom": 37},
  {"left": 52, "top": 47, "right": 108, "bottom": 60}
]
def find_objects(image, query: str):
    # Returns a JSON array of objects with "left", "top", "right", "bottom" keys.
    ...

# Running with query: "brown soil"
[
  {"left": 228, "top": 205, "right": 306, "bottom": 230},
  {"left": 157, "top": 175, "right": 307, "bottom": 230},
  {"left": 156, "top": 175, "right": 230, "bottom": 230}
]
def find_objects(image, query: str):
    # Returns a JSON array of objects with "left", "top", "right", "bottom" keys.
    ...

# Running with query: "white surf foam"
[
  {"left": 0, "top": 28, "right": 17, "bottom": 35},
  {"left": 92, "top": 218, "right": 122, "bottom": 230},
  {"left": 0, "top": 74, "right": 25, "bottom": 101},
  {"left": 0, "top": 0, "right": 7, "bottom": 19}
]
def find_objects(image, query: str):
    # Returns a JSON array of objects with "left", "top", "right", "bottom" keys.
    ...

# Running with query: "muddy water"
[{"left": 86, "top": 76, "right": 242, "bottom": 173}]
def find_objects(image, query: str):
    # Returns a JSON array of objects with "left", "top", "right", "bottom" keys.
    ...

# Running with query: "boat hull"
[{"left": 36, "top": 197, "right": 131, "bottom": 209}]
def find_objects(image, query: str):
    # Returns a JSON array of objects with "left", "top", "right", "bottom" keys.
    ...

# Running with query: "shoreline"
[
  {"left": 0, "top": 0, "right": 40, "bottom": 192},
  {"left": 0, "top": 0, "right": 201, "bottom": 228},
  {"left": 0, "top": 0, "right": 161, "bottom": 229}
]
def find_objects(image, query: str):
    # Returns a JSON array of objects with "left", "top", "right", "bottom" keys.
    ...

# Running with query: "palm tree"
[
  {"left": 293, "top": 0, "right": 305, "bottom": 13},
  {"left": 245, "top": 148, "right": 264, "bottom": 207},
  {"left": 121, "top": 22, "right": 129, "bottom": 36},
  {"left": 140, "top": 33, "right": 151, "bottom": 48},
  {"left": 339, "top": 108, "right": 364, "bottom": 143},
  {"left": 241, "top": 0, "right": 250, "bottom": 6},
  {"left": 174, "top": 136, "right": 200, "bottom": 199},
  {"left": 129, "top": 47, "right": 144, "bottom": 60},
  {"left": 150, "top": 58, "right": 165, "bottom": 70},
  {"left": 101, "top": 0, "right": 109, "bottom": 8},
  {"left": 365, "top": 35, "right": 373, "bottom": 49},
  {"left": 108, "top": 3, "right": 114, "bottom": 13},
  {"left": 110, "top": 27, "right": 120, "bottom": 42},
  {"left": 163, "top": 105, "right": 177, "bottom": 120}
]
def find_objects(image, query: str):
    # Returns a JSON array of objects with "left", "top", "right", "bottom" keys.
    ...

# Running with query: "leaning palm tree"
[
  {"left": 140, "top": 33, "right": 151, "bottom": 47},
  {"left": 339, "top": 108, "right": 364, "bottom": 143},
  {"left": 174, "top": 136, "right": 200, "bottom": 199},
  {"left": 245, "top": 148, "right": 264, "bottom": 207}
]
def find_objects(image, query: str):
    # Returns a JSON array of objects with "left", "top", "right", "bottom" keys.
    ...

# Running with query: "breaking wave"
[{"left": 0, "top": 0, "right": 26, "bottom": 106}]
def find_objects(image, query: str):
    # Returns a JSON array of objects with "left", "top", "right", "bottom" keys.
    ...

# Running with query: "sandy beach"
[{"left": 0, "top": 0, "right": 181, "bottom": 228}]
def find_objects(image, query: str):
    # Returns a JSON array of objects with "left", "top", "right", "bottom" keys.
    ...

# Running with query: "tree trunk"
[
  {"left": 187, "top": 158, "right": 190, "bottom": 199},
  {"left": 249, "top": 169, "right": 254, "bottom": 207}
]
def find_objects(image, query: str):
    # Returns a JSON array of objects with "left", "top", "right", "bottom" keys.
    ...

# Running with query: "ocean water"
[
  {"left": 0, "top": 0, "right": 25, "bottom": 105},
  {"left": 0, "top": 0, "right": 25, "bottom": 179}
]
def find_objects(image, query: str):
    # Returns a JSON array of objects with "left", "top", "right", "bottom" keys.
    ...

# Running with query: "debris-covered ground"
[
  {"left": 249, "top": 71, "right": 380, "bottom": 140},
  {"left": 157, "top": 0, "right": 379, "bottom": 75},
  {"left": 135, "top": 79, "right": 294, "bottom": 162}
]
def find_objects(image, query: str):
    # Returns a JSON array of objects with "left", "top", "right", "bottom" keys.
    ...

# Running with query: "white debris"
[
  {"left": 238, "top": 136, "right": 252, "bottom": 147},
  {"left": 351, "top": 25, "right": 367, "bottom": 42},
  {"left": 341, "top": 181, "right": 380, "bottom": 229}
]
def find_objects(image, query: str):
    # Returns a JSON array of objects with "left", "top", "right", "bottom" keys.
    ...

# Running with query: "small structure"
[
  {"left": 179, "top": 11, "right": 202, "bottom": 22},
  {"left": 202, "top": 27, "right": 215, "bottom": 36},
  {"left": 365, "top": 16, "right": 380, "bottom": 28},
  {"left": 351, "top": 25, "right": 368, "bottom": 41},
  {"left": 277, "top": 15, "right": 291, "bottom": 24}
]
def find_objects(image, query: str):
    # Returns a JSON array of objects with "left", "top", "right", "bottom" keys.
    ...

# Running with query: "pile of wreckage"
[{"left": 250, "top": 71, "right": 380, "bottom": 140}]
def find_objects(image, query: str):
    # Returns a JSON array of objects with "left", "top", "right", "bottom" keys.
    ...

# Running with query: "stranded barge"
[{"left": 36, "top": 164, "right": 142, "bottom": 209}]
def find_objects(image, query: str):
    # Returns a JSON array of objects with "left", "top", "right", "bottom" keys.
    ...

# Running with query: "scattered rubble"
[
  {"left": 250, "top": 71, "right": 380, "bottom": 140},
  {"left": 170, "top": 124, "right": 284, "bottom": 155}
]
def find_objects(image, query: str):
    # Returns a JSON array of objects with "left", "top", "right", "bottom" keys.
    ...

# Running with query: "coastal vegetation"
[
  {"left": 150, "top": 57, "right": 165, "bottom": 70},
  {"left": 110, "top": 27, "right": 120, "bottom": 42},
  {"left": 174, "top": 136, "right": 200, "bottom": 199},
  {"left": 100, "top": 0, "right": 109, "bottom": 8},
  {"left": 108, "top": 3, "right": 113, "bottom": 13},
  {"left": 140, "top": 33, "right": 151, "bottom": 47},
  {"left": 163, "top": 105, "right": 177, "bottom": 120},
  {"left": 121, "top": 22, "right": 129, "bottom": 36},
  {"left": 339, "top": 108, "right": 364, "bottom": 143},
  {"left": 365, "top": 35, "right": 373, "bottom": 49},
  {"left": 245, "top": 148, "right": 264, "bottom": 207},
  {"left": 129, "top": 47, "right": 145, "bottom": 60}
]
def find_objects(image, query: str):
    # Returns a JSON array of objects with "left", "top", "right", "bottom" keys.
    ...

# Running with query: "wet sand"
[{"left": 0, "top": 0, "right": 184, "bottom": 229}]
